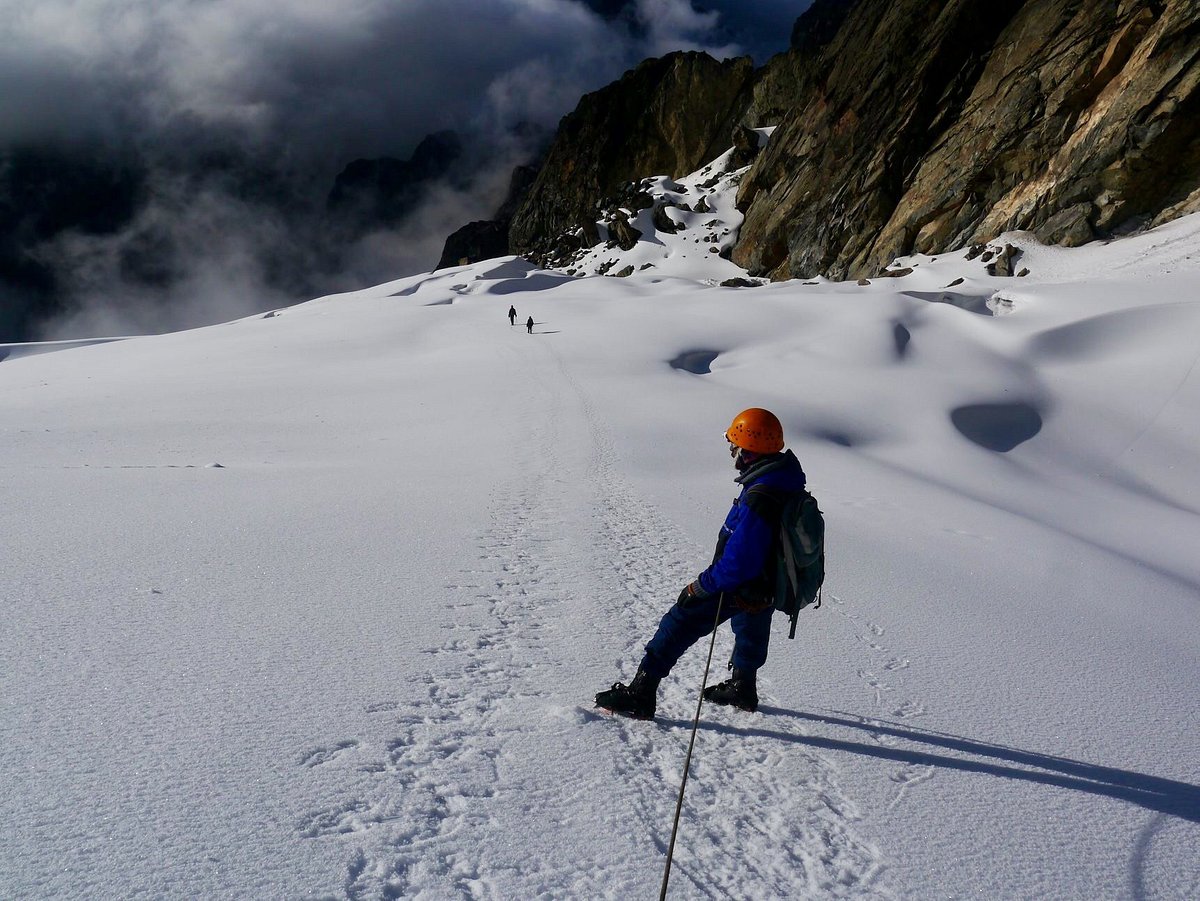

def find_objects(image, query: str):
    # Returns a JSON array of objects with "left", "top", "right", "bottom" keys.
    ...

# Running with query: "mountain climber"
[
  {"left": 508, "top": 305, "right": 517, "bottom": 325},
  {"left": 595, "top": 407, "right": 807, "bottom": 719},
  {"left": 526, "top": 315, "right": 534, "bottom": 334}
]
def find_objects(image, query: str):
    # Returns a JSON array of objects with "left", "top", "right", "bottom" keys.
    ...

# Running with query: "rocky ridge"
[
  {"left": 506, "top": 52, "right": 757, "bottom": 268},
  {"left": 534, "top": 137, "right": 769, "bottom": 284},
  {"left": 494, "top": 0, "right": 1200, "bottom": 282}
]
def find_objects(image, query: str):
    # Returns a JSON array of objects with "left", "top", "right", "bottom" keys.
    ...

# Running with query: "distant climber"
[
  {"left": 595, "top": 408, "right": 808, "bottom": 720},
  {"left": 526, "top": 315, "right": 534, "bottom": 334},
  {"left": 508, "top": 305, "right": 517, "bottom": 326}
]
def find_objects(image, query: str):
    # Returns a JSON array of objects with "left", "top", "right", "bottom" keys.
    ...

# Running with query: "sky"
[
  {"left": 2, "top": 139, "right": 1198, "bottom": 898},
  {"left": 1, "top": 0, "right": 813, "bottom": 341},
  {"left": 1, "top": 0, "right": 808, "bottom": 164}
]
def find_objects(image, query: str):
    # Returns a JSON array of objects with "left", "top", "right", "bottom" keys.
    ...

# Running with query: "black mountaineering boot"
[
  {"left": 703, "top": 667, "right": 758, "bottom": 712},
  {"left": 595, "top": 667, "right": 660, "bottom": 720}
]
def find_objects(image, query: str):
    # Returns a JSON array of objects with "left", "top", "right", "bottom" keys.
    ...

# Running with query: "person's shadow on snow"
[{"left": 654, "top": 706, "right": 1200, "bottom": 825}]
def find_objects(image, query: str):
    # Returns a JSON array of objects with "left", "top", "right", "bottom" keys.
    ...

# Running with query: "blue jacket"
[{"left": 696, "top": 449, "right": 807, "bottom": 598}]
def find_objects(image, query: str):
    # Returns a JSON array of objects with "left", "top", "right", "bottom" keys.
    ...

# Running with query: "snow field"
[{"left": 3, "top": 189, "right": 1199, "bottom": 897}]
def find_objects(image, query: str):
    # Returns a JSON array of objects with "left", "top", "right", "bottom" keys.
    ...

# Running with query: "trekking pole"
[{"left": 659, "top": 592, "right": 724, "bottom": 901}]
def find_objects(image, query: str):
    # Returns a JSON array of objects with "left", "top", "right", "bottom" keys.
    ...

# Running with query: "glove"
[{"left": 676, "top": 580, "right": 712, "bottom": 608}]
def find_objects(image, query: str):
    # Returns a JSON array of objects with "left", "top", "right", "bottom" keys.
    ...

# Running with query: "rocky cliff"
[
  {"left": 735, "top": 0, "right": 1200, "bottom": 280},
  {"left": 437, "top": 164, "right": 539, "bottom": 270},
  {"left": 502, "top": 0, "right": 1200, "bottom": 281},
  {"left": 507, "top": 52, "right": 756, "bottom": 265}
]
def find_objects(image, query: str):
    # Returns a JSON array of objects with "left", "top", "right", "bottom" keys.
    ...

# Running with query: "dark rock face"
[
  {"left": 606, "top": 209, "right": 642, "bottom": 250},
  {"left": 437, "top": 164, "right": 538, "bottom": 269},
  {"left": 728, "top": 124, "right": 763, "bottom": 170},
  {"left": 508, "top": 52, "right": 756, "bottom": 265},
  {"left": 652, "top": 201, "right": 682, "bottom": 234},
  {"left": 437, "top": 220, "right": 511, "bottom": 270},
  {"left": 789, "top": 0, "right": 859, "bottom": 54},
  {"left": 734, "top": 0, "right": 1200, "bottom": 279},
  {"left": 735, "top": 0, "right": 1030, "bottom": 278},
  {"left": 328, "top": 131, "right": 464, "bottom": 231},
  {"left": 986, "top": 244, "right": 1022, "bottom": 277}
]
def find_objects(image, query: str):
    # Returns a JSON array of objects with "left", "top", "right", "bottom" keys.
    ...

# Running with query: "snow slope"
[{"left": 3, "top": 153, "right": 1199, "bottom": 899}]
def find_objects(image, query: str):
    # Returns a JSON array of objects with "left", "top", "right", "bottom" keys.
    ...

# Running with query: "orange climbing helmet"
[{"left": 725, "top": 407, "right": 784, "bottom": 454}]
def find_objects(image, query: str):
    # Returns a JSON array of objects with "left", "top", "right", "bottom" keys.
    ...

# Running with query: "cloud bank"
[{"left": 0, "top": 0, "right": 811, "bottom": 340}]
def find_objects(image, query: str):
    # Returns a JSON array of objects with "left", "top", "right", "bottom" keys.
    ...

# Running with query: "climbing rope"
[{"left": 658, "top": 593, "right": 724, "bottom": 900}]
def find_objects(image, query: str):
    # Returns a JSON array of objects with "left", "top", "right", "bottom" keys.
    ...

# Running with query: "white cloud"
[
  {"left": 0, "top": 0, "right": 781, "bottom": 162},
  {"left": 636, "top": 0, "right": 730, "bottom": 56}
]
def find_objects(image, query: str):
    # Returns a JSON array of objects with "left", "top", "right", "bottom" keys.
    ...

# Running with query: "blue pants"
[{"left": 640, "top": 593, "right": 773, "bottom": 678}]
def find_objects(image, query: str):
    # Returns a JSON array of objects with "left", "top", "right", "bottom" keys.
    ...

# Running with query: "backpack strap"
[
  {"left": 743, "top": 484, "right": 786, "bottom": 521},
  {"left": 746, "top": 484, "right": 794, "bottom": 604}
]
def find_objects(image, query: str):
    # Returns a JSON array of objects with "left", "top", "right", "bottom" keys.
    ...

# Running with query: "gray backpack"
[{"left": 747, "top": 486, "right": 825, "bottom": 638}]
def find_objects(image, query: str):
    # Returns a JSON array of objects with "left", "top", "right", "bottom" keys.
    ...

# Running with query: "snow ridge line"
[{"left": 548, "top": 349, "right": 892, "bottom": 898}]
